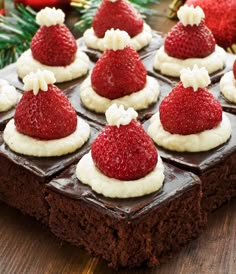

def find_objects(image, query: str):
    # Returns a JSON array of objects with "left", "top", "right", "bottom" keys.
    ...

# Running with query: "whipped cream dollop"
[
  {"left": 148, "top": 112, "right": 231, "bottom": 152},
  {"left": 180, "top": 65, "right": 210, "bottom": 91},
  {"left": 3, "top": 117, "right": 90, "bottom": 157},
  {"left": 36, "top": 7, "right": 65, "bottom": 27},
  {"left": 105, "top": 104, "right": 138, "bottom": 127},
  {"left": 80, "top": 75, "right": 160, "bottom": 113},
  {"left": 16, "top": 49, "right": 90, "bottom": 83},
  {"left": 83, "top": 23, "right": 152, "bottom": 52},
  {"left": 220, "top": 71, "right": 236, "bottom": 103},
  {"left": 177, "top": 5, "right": 205, "bottom": 26},
  {"left": 76, "top": 152, "right": 164, "bottom": 198},
  {"left": 104, "top": 29, "right": 131, "bottom": 51},
  {"left": 154, "top": 45, "right": 226, "bottom": 77},
  {"left": 0, "top": 80, "right": 19, "bottom": 112},
  {"left": 23, "top": 70, "right": 56, "bottom": 95}
]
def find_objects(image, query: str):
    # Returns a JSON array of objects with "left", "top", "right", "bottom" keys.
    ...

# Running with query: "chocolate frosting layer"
[
  {"left": 144, "top": 113, "right": 236, "bottom": 174},
  {"left": 0, "top": 121, "right": 101, "bottom": 179},
  {"left": 47, "top": 161, "right": 200, "bottom": 220},
  {"left": 0, "top": 108, "right": 16, "bottom": 131},
  {"left": 144, "top": 50, "right": 234, "bottom": 85}
]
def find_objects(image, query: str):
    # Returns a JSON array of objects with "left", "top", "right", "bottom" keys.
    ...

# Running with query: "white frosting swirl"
[
  {"left": 220, "top": 71, "right": 236, "bottom": 103},
  {"left": 23, "top": 70, "right": 56, "bottom": 95},
  {"left": 104, "top": 29, "right": 130, "bottom": 51},
  {"left": 105, "top": 104, "right": 138, "bottom": 127},
  {"left": 177, "top": 5, "right": 205, "bottom": 26},
  {"left": 108, "top": 0, "right": 118, "bottom": 2},
  {"left": 83, "top": 23, "right": 152, "bottom": 52},
  {"left": 180, "top": 65, "right": 210, "bottom": 91},
  {"left": 3, "top": 117, "right": 90, "bottom": 157},
  {"left": 36, "top": 7, "right": 65, "bottom": 27},
  {"left": 148, "top": 112, "right": 231, "bottom": 152},
  {"left": 154, "top": 45, "right": 226, "bottom": 77},
  {"left": 0, "top": 80, "right": 19, "bottom": 112},
  {"left": 16, "top": 49, "right": 90, "bottom": 83},
  {"left": 76, "top": 152, "right": 164, "bottom": 198},
  {"left": 80, "top": 75, "right": 160, "bottom": 113}
]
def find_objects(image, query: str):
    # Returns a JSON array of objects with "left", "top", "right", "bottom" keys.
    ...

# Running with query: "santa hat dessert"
[
  {"left": 80, "top": 29, "right": 160, "bottom": 113},
  {"left": 148, "top": 65, "right": 231, "bottom": 152},
  {"left": 16, "top": 7, "right": 90, "bottom": 83},
  {"left": 154, "top": 5, "right": 226, "bottom": 77},
  {"left": 220, "top": 60, "right": 236, "bottom": 104},
  {"left": 83, "top": 0, "right": 152, "bottom": 52},
  {"left": 0, "top": 79, "right": 20, "bottom": 112},
  {"left": 3, "top": 70, "right": 90, "bottom": 157},
  {"left": 76, "top": 104, "right": 164, "bottom": 198}
]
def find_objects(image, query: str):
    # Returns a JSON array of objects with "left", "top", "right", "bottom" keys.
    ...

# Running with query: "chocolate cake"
[
  {"left": 46, "top": 162, "right": 205, "bottom": 268},
  {"left": 0, "top": 28, "right": 235, "bottom": 269},
  {"left": 145, "top": 112, "right": 236, "bottom": 213},
  {"left": 0, "top": 122, "right": 100, "bottom": 224}
]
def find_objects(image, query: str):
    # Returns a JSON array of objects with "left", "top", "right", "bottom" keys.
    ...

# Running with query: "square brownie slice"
[
  {"left": 77, "top": 31, "right": 165, "bottom": 63},
  {"left": 0, "top": 122, "right": 100, "bottom": 225},
  {"left": 144, "top": 51, "right": 234, "bottom": 86},
  {"left": 46, "top": 162, "right": 204, "bottom": 268},
  {"left": 145, "top": 112, "right": 236, "bottom": 213},
  {"left": 63, "top": 75, "right": 174, "bottom": 126}
]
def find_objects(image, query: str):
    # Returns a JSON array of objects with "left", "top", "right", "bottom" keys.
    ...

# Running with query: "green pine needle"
[
  {"left": 0, "top": 5, "right": 38, "bottom": 69},
  {"left": 74, "top": 0, "right": 161, "bottom": 33}
]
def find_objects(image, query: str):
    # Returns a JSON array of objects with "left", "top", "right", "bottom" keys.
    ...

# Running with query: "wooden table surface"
[{"left": 1, "top": 1, "right": 236, "bottom": 273}]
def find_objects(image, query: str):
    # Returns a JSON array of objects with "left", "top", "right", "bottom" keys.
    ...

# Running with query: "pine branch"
[
  {"left": 73, "top": 0, "right": 162, "bottom": 33},
  {"left": 0, "top": 5, "right": 38, "bottom": 69}
]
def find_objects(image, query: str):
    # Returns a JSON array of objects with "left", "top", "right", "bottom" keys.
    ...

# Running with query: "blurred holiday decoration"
[
  {"left": 13, "top": 0, "right": 71, "bottom": 10},
  {"left": 168, "top": 0, "right": 184, "bottom": 19},
  {"left": 0, "top": 0, "right": 4, "bottom": 15},
  {"left": 169, "top": 0, "right": 236, "bottom": 53}
]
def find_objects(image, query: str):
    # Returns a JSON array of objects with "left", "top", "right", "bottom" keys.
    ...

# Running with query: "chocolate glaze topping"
[
  {"left": 47, "top": 161, "right": 201, "bottom": 220},
  {"left": 144, "top": 113, "right": 236, "bottom": 174},
  {"left": 0, "top": 121, "right": 101, "bottom": 179}
]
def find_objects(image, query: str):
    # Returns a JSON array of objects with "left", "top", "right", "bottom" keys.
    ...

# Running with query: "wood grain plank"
[{"left": 1, "top": 199, "right": 235, "bottom": 274}]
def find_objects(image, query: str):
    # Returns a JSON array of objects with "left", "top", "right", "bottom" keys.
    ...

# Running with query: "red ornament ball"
[
  {"left": 186, "top": 0, "right": 236, "bottom": 49},
  {"left": 14, "top": 0, "right": 70, "bottom": 10}
]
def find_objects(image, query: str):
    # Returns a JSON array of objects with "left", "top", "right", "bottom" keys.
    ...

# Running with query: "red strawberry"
[
  {"left": 14, "top": 84, "right": 77, "bottom": 140},
  {"left": 31, "top": 24, "right": 77, "bottom": 66},
  {"left": 160, "top": 82, "right": 222, "bottom": 135},
  {"left": 186, "top": 0, "right": 236, "bottom": 49},
  {"left": 92, "top": 0, "right": 144, "bottom": 38},
  {"left": 164, "top": 20, "right": 215, "bottom": 59},
  {"left": 233, "top": 60, "right": 236, "bottom": 79},
  {"left": 91, "top": 119, "right": 157, "bottom": 180},
  {"left": 91, "top": 46, "right": 147, "bottom": 99}
]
